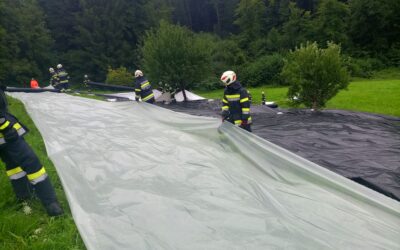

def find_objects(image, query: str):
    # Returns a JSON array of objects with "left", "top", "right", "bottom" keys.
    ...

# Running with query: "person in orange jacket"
[{"left": 30, "top": 78, "right": 39, "bottom": 89}]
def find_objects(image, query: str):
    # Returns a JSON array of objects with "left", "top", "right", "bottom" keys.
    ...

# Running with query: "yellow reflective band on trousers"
[
  {"left": 242, "top": 108, "right": 250, "bottom": 114},
  {"left": 135, "top": 89, "right": 141, "bottom": 92},
  {"left": 0, "top": 120, "right": 10, "bottom": 130},
  {"left": 142, "top": 93, "right": 154, "bottom": 102},
  {"left": 222, "top": 106, "right": 229, "bottom": 111},
  {"left": 240, "top": 97, "right": 249, "bottom": 103},
  {"left": 234, "top": 120, "right": 242, "bottom": 125},
  {"left": 7, "top": 166, "right": 27, "bottom": 180},
  {"left": 7, "top": 166, "right": 24, "bottom": 176},
  {"left": 222, "top": 99, "right": 228, "bottom": 104},
  {"left": 13, "top": 123, "right": 22, "bottom": 130},
  {"left": 27, "top": 167, "right": 47, "bottom": 184}
]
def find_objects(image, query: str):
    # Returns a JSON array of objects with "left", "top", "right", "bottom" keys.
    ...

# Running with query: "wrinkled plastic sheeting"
[{"left": 11, "top": 92, "right": 400, "bottom": 250}]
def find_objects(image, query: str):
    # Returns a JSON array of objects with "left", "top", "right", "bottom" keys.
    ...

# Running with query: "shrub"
[
  {"left": 240, "top": 53, "right": 285, "bottom": 87},
  {"left": 344, "top": 56, "right": 385, "bottom": 78},
  {"left": 282, "top": 42, "right": 350, "bottom": 110},
  {"left": 105, "top": 67, "right": 134, "bottom": 86}
]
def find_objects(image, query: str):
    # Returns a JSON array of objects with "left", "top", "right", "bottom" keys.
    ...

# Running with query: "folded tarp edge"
[{"left": 219, "top": 122, "right": 400, "bottom": 214}]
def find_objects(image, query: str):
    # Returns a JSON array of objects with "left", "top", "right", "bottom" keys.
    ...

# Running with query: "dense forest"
[{"left": 0, "top": 0, "right": 399, "bottom": 87}]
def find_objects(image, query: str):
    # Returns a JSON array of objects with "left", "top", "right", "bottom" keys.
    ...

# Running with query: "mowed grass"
[
  {"left": 198, "top": 79, "right": 400, "bottom": 117},
  {"left": 0, "top": 96, "right": 85, "bottom": 250}
]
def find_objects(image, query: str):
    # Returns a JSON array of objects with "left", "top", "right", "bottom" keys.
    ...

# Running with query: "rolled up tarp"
[
  {"left": 87, "top": 81, "right": 135, "bottom": 91},
  {"left": 5, "top": 87, "right": 61, "bottom": 93}
]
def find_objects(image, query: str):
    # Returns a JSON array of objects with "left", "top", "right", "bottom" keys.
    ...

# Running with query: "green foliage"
[
  {"left": 348, "top": 0, "right": 400, "bottom": 57},
  {"left": 235, "top": 0, "right": 266, "bottom": 44},
  {"left": 312, "top": 0, "right": 350, "bottom": 47},
  {"left": 240, "top": 53, "right": 285, "bottom": 87},
  {"left": 105, "top": 67, "right": 134, "bottom": 86},
  {"left": 196, "top": 37, "right": 246, "bottom": 90},
  {"left": 280, "top": 2, "right": 313, "bottom": 50},
  {"left": 344, "top": 57, "right": 385, "bottom": 78},
  {"left": 141, "top": 21, "right": 213, "bottom": 95},
  {"left": 0, "top": 0, "right": 53, "bottom": 86},
  {"left": 282, "top": 42, "right": 350, "bottom": 110}
]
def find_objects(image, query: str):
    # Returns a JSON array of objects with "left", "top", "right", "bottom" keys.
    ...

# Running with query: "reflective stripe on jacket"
[
  {"left": 134, "top": 76, "right": 154, "bottom": 103},
  {"left": 0, "top": 122, "right": 27, "bottom": 145},
  {"left": 221, "top": 81, "right": 252, "bottom": 125},
  {"left": 57, "top": 70, "right": 69, "bottom": 84}
]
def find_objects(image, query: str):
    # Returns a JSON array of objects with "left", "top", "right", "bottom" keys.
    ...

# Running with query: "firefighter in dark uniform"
[
  {"left": 55, "top": 64, "right": 70, "bottom": 91},
  {"left": 49, "top": 67, "right": 58, "bottom": 87},
  {"left": 220, "top": 70, "right": 252, "bottom": 132},
  {"left": 134, "top": 70, "right": 155, "bottom": 104},
  {"left": 0, "top": 85, "right": 63, "bottom": 216}
]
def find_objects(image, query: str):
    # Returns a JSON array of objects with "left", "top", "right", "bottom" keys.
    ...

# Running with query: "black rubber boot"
[
  {"left": 34, "top": 177, "right": 64, "bottom": 216},
  {"left": 11, "top": 176, "right": 34, "bottom": 201}
]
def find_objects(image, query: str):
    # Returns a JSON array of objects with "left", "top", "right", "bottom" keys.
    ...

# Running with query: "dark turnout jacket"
[
  {"left": 0, "top": 87, "right": 27, "bottom": 146},
  {"left": 221, "top": 81, "right": 252, "bottom": 126},
  {"left": 134, "top": 76, "right": 155, "bottom": 103}
]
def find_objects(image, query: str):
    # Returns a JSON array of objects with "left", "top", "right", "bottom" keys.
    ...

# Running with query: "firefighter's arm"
[
  {"left": 134, "top": 81, "right": 141, "bottom": 101},
  {"left": 221, "top": 95, "right": 229, "bottom": 121},
  {"left": 0, "top": 119, "right": 20, "bottom": 142},
  {"left": 240, "top": 89, "right": 251, "bottom": 124}
]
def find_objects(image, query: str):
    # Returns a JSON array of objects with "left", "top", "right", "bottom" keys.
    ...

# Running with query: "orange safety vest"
[{"left": 30, "top": 79, "right": 39, "bottom": 89}]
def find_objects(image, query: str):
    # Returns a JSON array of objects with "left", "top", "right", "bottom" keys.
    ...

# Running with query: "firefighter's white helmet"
[
  {"left": 49, "top": 67, "right": 55, "bottom": 73},
  {"left": 57, "top": 64, "right": 63, "bottom": 69},
  {"left": 220, "top": 70, "right": 237, "bottom": 86},
  {"left": 135, "top": 70, "right": 143, "bottom": 78}
]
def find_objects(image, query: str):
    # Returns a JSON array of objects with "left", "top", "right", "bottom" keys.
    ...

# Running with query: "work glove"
[
  {"left": 135, "top": 97, "right": 140, "bottom": 102},
  {"left": 3, "top": 127, "right": 19, "bottom": 143},
  {"left": 239, "top": 120, "right": 248, "bottom": 128}
]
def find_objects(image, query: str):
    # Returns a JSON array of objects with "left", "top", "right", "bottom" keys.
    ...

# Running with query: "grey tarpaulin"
[{"left": 11, "top": 92, "right": 400, "bottom": 250}]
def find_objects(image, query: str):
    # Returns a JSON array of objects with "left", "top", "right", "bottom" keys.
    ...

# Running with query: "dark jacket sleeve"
[
  {"left": 0, "top": 89, "right": 10, "bottom": 129},
  {"left": 134, "top": 79, "right": 141, "bottom": 98},
  {"left": 239, "top": 88, "right": 251, "bottom": 121}
]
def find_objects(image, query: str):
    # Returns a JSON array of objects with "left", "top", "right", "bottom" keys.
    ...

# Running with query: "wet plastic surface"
[
  {"left": 11, "top": 92, "right": 400, "bottom": 250},
  {"left": 158, "top": 100, "right": 400, "bottom": 201}
]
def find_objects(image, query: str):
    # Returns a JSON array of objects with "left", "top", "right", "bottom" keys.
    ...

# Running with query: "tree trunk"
[{"left": 180, "top": 83, "right": 187, "bottom": 102}]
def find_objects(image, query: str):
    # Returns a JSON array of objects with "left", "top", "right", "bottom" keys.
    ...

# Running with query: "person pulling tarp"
[
  {"left": 49, "top": 67, "right": 58, "bottom": 87},
  {"left": 0, "top": 85, "right": 63, "bottom": 216},
  {"left": 220, "top": 70, "right": 252, "bottom": 132},
  {"left": 134, "top": 70, "right": 155, "bottom": 104},
  {"left": 54, "top": 64, "right": 70, "bottom": 91}
]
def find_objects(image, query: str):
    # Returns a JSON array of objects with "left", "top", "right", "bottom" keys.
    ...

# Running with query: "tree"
[
  {"left": 0, "top": 0, "right": 53, "bottom": 86},
  {"left": 282, "top": 42, "right": 350, "bottom": 110},
  {"left": 234, "top": 0, "right": 266, "bottom": 50},
  {"left": 141, "top": 21, "right": 212, "bottom": 100},
  {"left": 348, "top": 0, "right": 400, "bottom": 56},
  {"left": 67, "top": 0, "right": 146, "bottom": 81},
  {"left": 280, "top": 2, "right": 313, "bottom": 49},
  {"left": 313, "top": 0, "right": 350, "bottom": 48}
]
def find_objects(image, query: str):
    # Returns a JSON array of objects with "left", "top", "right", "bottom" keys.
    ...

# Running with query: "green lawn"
[
  {"left": 198, "top": 79, "right": 400, "bottom": 117},
  {"left": 0, "top": 96, "right": 85, "bottom": 250}
]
